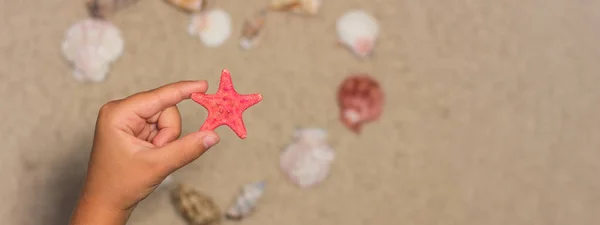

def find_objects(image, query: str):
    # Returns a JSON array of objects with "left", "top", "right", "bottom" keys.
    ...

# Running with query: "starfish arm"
[
  {"left": 238, "top": 93, "right": 263, "bottom": 110},
  {"left": 226, "top": 116, "right": 248, "bottom": 139},
  {"left": 191, "top": 93, "right": 215, "bottom": 106},
  {"left": 199, "top": 112, "right": 226, "bottom": 131},
  {"left": 217, "top": 69, "right": 236, "bottom": 93}
]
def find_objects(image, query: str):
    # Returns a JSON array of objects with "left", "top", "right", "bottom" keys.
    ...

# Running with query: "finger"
[
  {"left": 120, "top": 80, "right": 208, "bottom": 118},
  {"left": 144, "top": 131, "right": 220, "bottom": 175},
  {"left": 151, "top": 106, "right": 182, "bottom": 147}
]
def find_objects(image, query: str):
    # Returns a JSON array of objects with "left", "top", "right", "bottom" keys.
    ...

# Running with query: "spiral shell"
[
  {"left": 86, "top": 0, "right": 141, "bottom": 18},
  {"left": 225, "top": 181, "right": 266, "bottom": 220},
  {"left": 171, "top": 183, "right": 221, "bottom": 225},
  {"left": 240, "top": 10, "right": 268, "bottom": 50}
]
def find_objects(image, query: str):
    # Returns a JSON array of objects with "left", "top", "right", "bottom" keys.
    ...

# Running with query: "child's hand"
[{"left": 70, "top": 81, "right": 220, "bottom": 225}]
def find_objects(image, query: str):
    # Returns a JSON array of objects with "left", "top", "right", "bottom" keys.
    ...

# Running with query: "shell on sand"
[
  {"left": 171, "top": 183, "right": 221, "bottom": 225},
  {"left": 240, "top": 10, "right": 268, "bottom": 50},
  {"left": 188, "top": 8, "right": 232, "bottom": 47},
  {"left": 86, "top": 0, "right": 141, "bottom": 18},
  {"left": 61, "top": 18, "right": 124, "bottom": 83},
  {"left": 336, "top": 10, "right": 379, "bottom": 58},
  {"left": 225, "top": 181, "right": 266, "bottom": 220},
  {"left": 280, "top": 128, "right": 335, "bottom": 188},
  {"left": 337, "top": 74, "right": 384, "bottom": 133},
  {"left": 268, "top": 0, "right": 321, "bottom": 15},
  {"left": 165, "top": 0, "right": 206, "bottom": 12}
]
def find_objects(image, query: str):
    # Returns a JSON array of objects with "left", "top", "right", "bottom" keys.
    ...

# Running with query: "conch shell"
[
  {"left": 86, "top": 0, "right": 141, "bottom": 18},
  {"left": 268, "top": 0, "right": 321, "bottom": 15},
  {"left": 337, "top": 74, "right": 384, "bottom": 133},
  {"left": 240, "top": 10, "right": 268, "bottom": 50},
  {"left": 280, "top": 128, "right": 335, "bottom": 188},
  {"left": 171, "top": 183, "right": 221, "bottom": 225},
  {"left": 225, "top": 181, "right": 266, "bottom": 220}
]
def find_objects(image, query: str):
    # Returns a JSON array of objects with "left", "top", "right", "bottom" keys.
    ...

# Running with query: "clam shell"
[
  {"left": 336, "top": 10, "right": 379, "bottom": 58},
  {"left": 171, "top": 183, "right": 221, "bottom": 225},
  {"left": 240, "top": 10, "right": 268, "bottom": 50},
  {"left": 268, "top": 0, "right": 321, "bottom": 15},
  {"left": 188, "top": 8, "right": 232, "bottom": 47},
  {"left": 166, "top": 0, "right": 206, "bottom": 12},
  {"left": 337, "top": 74, "right": 384, "bottom": 133},
  {"left": 225, "top": 181, "right": 266, "bottom": 220},
  {"left": 280, "top": 128, "right": 335, "bottom": 188},
  {"left": 61, "top": 18, "right": 124, "bottom": 83}
]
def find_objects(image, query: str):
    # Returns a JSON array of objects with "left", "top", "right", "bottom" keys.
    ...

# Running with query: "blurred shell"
[
  {"left": 171, "top": 183, "right": 221, "bottom": 225},
  {"left": 61, "top": 18, "right": 124, "bottom": 83},
  {"left": 337, "top": 74, "right": 384, "bottom": 133},
  {"left": 188, "top": 8, "right": 232, "bottom": 47},
  {"left": 336, "top": 10, "right": 379, "bottom": 58},
  {"left": 86, "top": 0, "right": 141, "bottom": 18},
  {"left": 268, "top": 0, "right": 321, "bottom": 15},
  {"left": 240, "top": 10, "right": 268, "bottom": 50},
  {"left": 280, "top": 128, "right": 335, "bottom": 188},
  {"left": 225, "top": 181, "right": 266, "bottom": 220},
  {"left": 166, "top": 0, "right": 206, "bottom": 12}
]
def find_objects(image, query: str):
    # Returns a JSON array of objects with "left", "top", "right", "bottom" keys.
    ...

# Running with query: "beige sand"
[{"left": 1, "top": 0, "right": 600, "bottom": 224}]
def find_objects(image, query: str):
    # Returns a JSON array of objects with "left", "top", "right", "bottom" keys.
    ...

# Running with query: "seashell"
[
  {"left": 86, "top": 0, "right": 141, "bottom": 18},
  {"left": 239, "top": 10, "right": 268, "bottom": 50},
  {"left": 336, "top": 10, "right": 380, "bottom": 58},
  {"left": 337, "top": 74, "right": 384, "bottom": 133},
  {"left": 268, "top": 0, "right": 321, "bottom": 15},
  {"left": 225, "top": 181, "right": 266, "bottom": 220},
  {"left": 171, "top": 183, "right": 221, "bottom": 225},
  {"left": 280, "top": 128, "right": 335, "bottom": 188},
  {"left": 188, "top": 8, "right": 232, "bottom": 47},
  {"left": 165, "top": 0, "right": 207, "bottom": 13},
  {"left": 61, "top": 18, "right": 124, "bottom": 83}
]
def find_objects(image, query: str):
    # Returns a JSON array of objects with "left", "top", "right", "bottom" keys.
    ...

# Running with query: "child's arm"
[{"left": 69, "top": 81, "right": 221, "bottom": 225}]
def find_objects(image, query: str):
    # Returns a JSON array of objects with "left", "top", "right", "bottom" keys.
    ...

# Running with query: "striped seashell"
[
  {"left": 165, "top": 0, "right": 206, "bottom": 13},
  {"left": 268, "top": 0, "right": 321, "bottom": 15},
  {"left": 188, "top": 8, "right": 232, "bottom": 47},
  {"left": 171, "top": 183, "right": 221, "bottom": 225},
  {"left": 61, "top": 18, "right": 124, "bottom": 83},
  {"left": 240, "top": 9, "right": 268, "bottom": 50},
  {"left": 336, "top": 10, "right": 380, "bottom": 58},
  {"left": 225, "top": 181, "right": 266, "bottom": 220},
  {"left": 280, "top": 128, "right": 335, "bottom": 188}
]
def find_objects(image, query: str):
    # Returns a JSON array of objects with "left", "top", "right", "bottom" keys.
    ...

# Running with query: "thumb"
[{"left": 146, "top": 131, "right": 220, "bottom": 175}]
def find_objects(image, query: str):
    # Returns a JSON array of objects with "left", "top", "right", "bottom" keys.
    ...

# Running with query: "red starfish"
[{"left": 191, "top": 69, "right": 263, "bottom": 139}]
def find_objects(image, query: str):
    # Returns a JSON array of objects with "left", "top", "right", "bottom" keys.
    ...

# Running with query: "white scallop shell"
[
  {"left": 225, "top": 181, "right": 266, "bottom": 220},
  {"left": 280, "top": 128, "right": 335, "bottom": 188},
  {"left": 188, "top": 8, "right": 232, "bottom": 47},
  {"left": 61, "top": 18, "right": 124, "bottom": 82},
  {"left": 336, "top": 10, "right": 379, "bottom": 58}
]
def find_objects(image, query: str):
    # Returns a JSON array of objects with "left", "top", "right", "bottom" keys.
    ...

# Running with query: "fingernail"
[{"left": 202, "top": 136, "right": 218, "bottom": 149}]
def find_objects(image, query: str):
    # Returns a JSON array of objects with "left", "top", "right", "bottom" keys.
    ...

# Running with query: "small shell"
[
  {"left": 225, "top": 181, "right": 266, "bottom": 220},
  {"left": 337, "top": 74, "right": 384, "bottom": 133},
  {"left": 240, "top": 10, "right": 268, "bottom": 50},
  {"left": 188, "top": 8, "right": 232, "bottom": 47},
  {"left": 86, "top": 0, "right": 141, "bottom": 18},
  {"left": 336, "top": 10, "right": 379, "bottom": 58},
  {"left": 171, "top": 183, "right": 221, "bottom": 225},
  {"left": 165, "top": 0, "right": 206, "bottom": 12},
  {"left": 280, "top": 128, "right": 335, "bottom": 188},
  {"left": 61, "top": 18, "right": 124, "bottom": 83},
  {"left": 268, "top": 0, "right": 321, "bottom": 15}
]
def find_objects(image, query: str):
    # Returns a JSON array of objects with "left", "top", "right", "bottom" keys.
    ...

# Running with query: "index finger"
[{"left": 120, "top": 80, "right": 208, "bottom": 118}]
